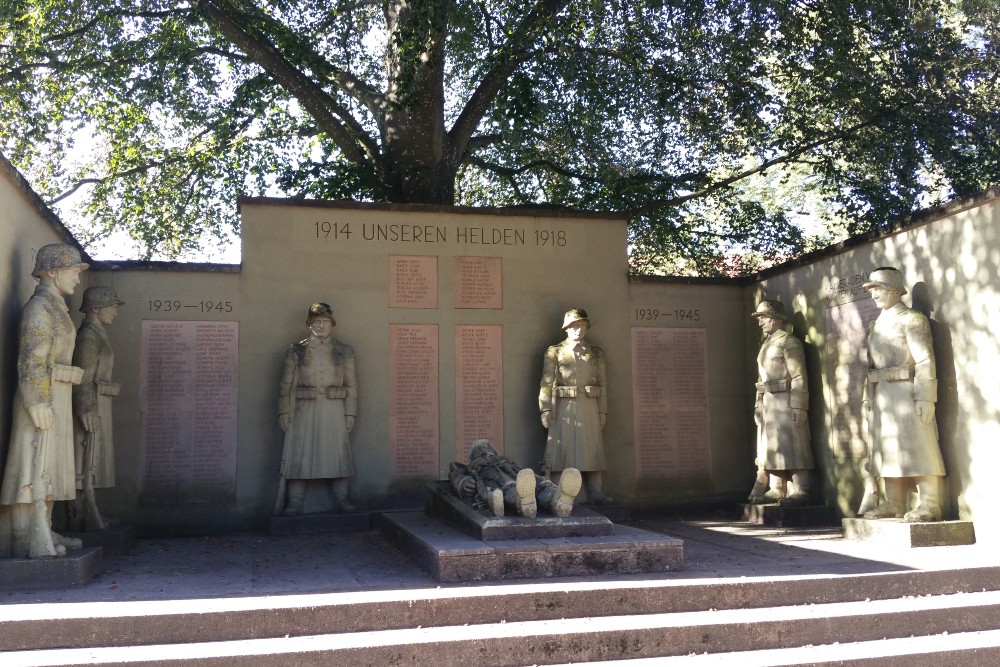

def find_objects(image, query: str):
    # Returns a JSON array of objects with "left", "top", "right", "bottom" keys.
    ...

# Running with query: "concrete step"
[
  {"left": 6, "top": 590, "right": 1000, "bottom": 666},
  {"left": 3, "top": 565, "right": 999, "bottom": 652}
]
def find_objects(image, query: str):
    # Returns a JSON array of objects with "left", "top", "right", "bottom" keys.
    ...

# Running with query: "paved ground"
[{"left": 1, "top": 514, "right": 992, "bottom": 606}]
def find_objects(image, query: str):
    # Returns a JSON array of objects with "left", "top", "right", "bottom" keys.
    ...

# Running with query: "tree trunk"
[{"left": 381, "top": 0, "right": 456, "bottom": 204}]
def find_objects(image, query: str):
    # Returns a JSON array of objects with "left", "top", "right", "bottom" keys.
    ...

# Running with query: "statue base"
[
  {"left": 0, "top": 547, "right": 102, "bottom": 590},
  {"left": 270, "top": 512, "right": 372, "bottom": 536},
  {"left": 842, "top": 518, "right": 976, "bottom": 548},
  {"left": 379, "top": 510, "right": 683, "bottom": 583},
  {"left": 62, "top": 524, "right": 136, "bottom": 557},
  {"left": 425, "top": 481, "right": 613, "bottom": 541},
  {"left": 741, "top": 503, "right": 840, "bottom": 527}
]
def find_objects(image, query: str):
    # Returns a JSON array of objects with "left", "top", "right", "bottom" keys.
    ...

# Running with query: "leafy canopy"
[{"left": 2, "top": 0, "right": 999, "bottom": 272}]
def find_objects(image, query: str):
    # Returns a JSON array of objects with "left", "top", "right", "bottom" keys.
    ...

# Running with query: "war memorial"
[{"left": 1, "top": 152, "right": 1000, "bottom": 662}]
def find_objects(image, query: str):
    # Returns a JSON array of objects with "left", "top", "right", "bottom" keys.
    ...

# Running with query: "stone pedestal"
[
  {"left": 63, "top": 525, "right": 136, "bottom": 557},
  {"left": 742, "top": 503, "right": 840, "bottom": 528},
  {"left": 0, "top": 547, "right": 103, "bottom": 590},
  {"left": 380, "top": 511, "right": 684, "bottom": 583},
  {"left": 842, "top": 518, "right": 976, "bottom": 547},
  {"left": 270, "top": 512, "right": 372, "bottom": 536}
]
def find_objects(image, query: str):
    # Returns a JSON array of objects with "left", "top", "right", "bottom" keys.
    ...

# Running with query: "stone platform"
[
  {"left": 741, "top": 503, "right": 840, "bottom": 527},
  {"left": 64, "top": 524, "right": 136, "bottom": 557},
  {"left": 842, "top": 517, "right": 976, "bottom": 547},
  {"left": 0, "top": 546, "right": 102, "bottom": 590},
  {"left": 270, "top": 512, "right": 372, "bottom": 536},
  {"left": 379, "top": 511, "right": 683, "bottom": 582},
  {"left": 425, "top": 481, "right": 614, "bottom": 541}
]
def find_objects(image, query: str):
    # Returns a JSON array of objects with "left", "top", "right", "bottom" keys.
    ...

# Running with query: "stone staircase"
[{"left": 3, "top": 565, "right": 1000, "bottom": 666}]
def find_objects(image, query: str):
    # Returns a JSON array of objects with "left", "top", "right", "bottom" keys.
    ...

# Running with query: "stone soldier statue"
[
  {"left": 0, "top": 244, "right": 88, "bottom": 558},
  {"left": 747, "top": 300, "right": 815, "bottom": 506},
  {"left": 275, "top": 303, "right": 358, "bottom": 515},
  {"left": 860, "top": 267, "right": 946, "bottom": 522},
  {"left": 71, "top": 286, "right": 124, "bottom": 532},
  {"left": 449, "top": 439, "right": 581, "bottom": 518},
  {"left": 539, "top": 308, "right": 612, "bottom": 504}
]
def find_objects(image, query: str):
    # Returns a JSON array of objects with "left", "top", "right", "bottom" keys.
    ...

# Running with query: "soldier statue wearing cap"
[
  {"left": 70, "top": 286, "right": 124, "bottom": 532},
  {"left": 1, "top": 243, "right": 88, "bottom": 558},
  {"left": 539, "top": 308, "right": 612, "bottom": 504},
  {"left": 747, "top": 300, "right": 815, "bottom": 506},
  {"left": 275, "top": 303, "right": 358, "bottom": 515},
  {"left": 859, "top": 267, "right": 945, "bottom": 522}
]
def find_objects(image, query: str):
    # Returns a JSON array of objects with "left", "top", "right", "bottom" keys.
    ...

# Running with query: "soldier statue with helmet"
[{"left": 1, "top": 243, "right": 89, "bottom": 558}]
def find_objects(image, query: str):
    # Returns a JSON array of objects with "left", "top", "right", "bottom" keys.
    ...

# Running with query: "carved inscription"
[
  {"left": 454, "top": 256, "right": 502, "bottom": 309},
  {"left": 825, "top": 297, "right": 880, "bottom": 457},
  {"left": 308, "top": 220, "right": 571, "bottom": 247},
  {"left": 140, "top": 321, "right": 238, "bottom": 503},
  {"left": 631, "top": 327, "right": 712, "bottom": 487},
  {"left": 389, "top": 255, "right": 438, "bottom": 309},
  {"left": 389, "top": 324, "right": 440, "bottom": 479},
  {"left": 455, "top": 325, "right": 504, "bottom": 461}
]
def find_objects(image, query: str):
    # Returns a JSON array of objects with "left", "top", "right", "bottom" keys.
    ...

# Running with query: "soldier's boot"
[
  {"left": 779, "top": 470, "right": 813, "bottom": 507},
  {"left": 283, "top": 481, "right": 306, "bottom": 516},
  {"left": 515, "top": 468, "right": 537, "bottom": 518},
  {"left": 331, "top": 477, "right": 357, "bottom": 514},
  {"left": 857, "top": 476, "right": 881, "bottom": 516},
  {"left": 904, "top": 476, "right": 942, "bottom": 523},
  {"left": 489, "top": 489, "right": 504, "bottom": 517},
  {"left": 28, "top": 500, "right": 61, "bottom": 558},
  {"left": 584, "top": 471, "right": 614, "bottom": 505},
  {"left": 549, "top": 468, "right": 581, "bottom": 517},
  {"left": 747, "top": 469, "right": 781, "bottom": 504},
  {"left": 864, "top": 477, "right": 904, "bottom": 519}
]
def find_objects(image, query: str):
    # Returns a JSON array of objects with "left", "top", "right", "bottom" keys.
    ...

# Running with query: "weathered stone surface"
[
  {"left": 63, "top": 524, "right": 136, "bottom": 556},
  {"left": 0, "top": 546, "right": 102, "bottom": 590},
  {"left": 380, "top": 511, "right": 683, "bottom": 582},
  {"left": 425, "top": 481, "right": 613, "bottom": 541},
  {"left": 270, "top": 512, "right": 371, "bottom": 536},
  {"left": 842, "top": 517, "right": 976, "bottom": 547},
  {"left": 742, "top": 503, "right": 840, "bottom": 527}
]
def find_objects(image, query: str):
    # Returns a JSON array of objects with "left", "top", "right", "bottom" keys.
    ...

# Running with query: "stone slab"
[
  {"left": 842, "top": 517, "right": 976, "bottom": 547},
  {"left": 63, "top": 525, "right": 136, "bottom": 557},
  {"left": 380, "top": 511, "right": 683, "bottom": 583},
  {"left": 270, "top": 512, "right": 372, "bottom": 536},
  {"left": 741, "top": 503, "right": 841, "bottom": 527},
  {"left": 585, "top": 503, "right": 633, "bottom": 523},
  {"left": 425, "top": 481, "right": 614, "bottom": 541},
  {"left": 0, "top": 547, "right": 103, "bottom": 590}
]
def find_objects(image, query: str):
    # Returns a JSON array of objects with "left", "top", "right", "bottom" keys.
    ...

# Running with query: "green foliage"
[{"left": 2, "top": 0, "right": 999, "bottom": 269}]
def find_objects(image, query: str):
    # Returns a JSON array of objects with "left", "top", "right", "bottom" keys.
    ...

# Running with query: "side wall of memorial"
[{"left": 752, "top": 192, "right": 1000, "bottom": 542}]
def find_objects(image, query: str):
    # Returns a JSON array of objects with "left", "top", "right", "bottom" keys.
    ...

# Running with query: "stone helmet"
[
  {"left": 751, "top": 300, "right": 787, "bottom": 321},
  {"left": 306, "top": 302, "right": 336, "bottom": 326},
  {"left": 561, "top": 308, "right": 590, "bottom": 330},
  {"left": 31, "top": 243, "right": 89, "bottom": 278},
  {"left": 863, "top": 267, "right": 907, "bottom": 295},
  {"left": 80, "top": 286, "right": 125, "bottom": 312},
  {"left": 468, "top": 439, "right": 498, "bottom": 461}
]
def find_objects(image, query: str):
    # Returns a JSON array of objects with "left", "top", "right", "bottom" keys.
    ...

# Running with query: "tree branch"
[
  {"left": 44, "top": 8, "right": 195, "bottom": 43},
  {"left": 466, "top": 155, "right": 599, "bottom": 183},
  {"left": 47, "top": 156, "right": 188, "bottom": 206}
]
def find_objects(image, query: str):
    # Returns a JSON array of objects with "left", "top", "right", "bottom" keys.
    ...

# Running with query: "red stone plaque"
[
  {"left": 389, "top": 255, "right": 438, "bottom": 309},
  {"left": 453, "top": 256, "right": 502, "bottom": 309},
  {"left": 140, "top": 321, "right": 239, "bottom": 503},
  {"left": 454, "top": 325, "right": 504, "bottom": 461},
  {"left": 631, "top": 327, "right": 712, "bottom": 487},
  {"left": 825, "top": 297, "right": 880, "bottom": 457},
  {"left": 389, "top": 324, "right": 440, "bottom": 479}
]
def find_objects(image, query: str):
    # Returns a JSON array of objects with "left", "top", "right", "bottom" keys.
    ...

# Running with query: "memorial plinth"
[
  {"left": 842, "top": 518, "right": 976, "bottom": 548},
  {"left": 0, "top": 547, "right": 103, "bottom": 591},
  {"left": 269, "top": 512, "right": 372, "bottom": 536},
  {"left": 741, "top": 503, "right": 840, "bottom": 528}
]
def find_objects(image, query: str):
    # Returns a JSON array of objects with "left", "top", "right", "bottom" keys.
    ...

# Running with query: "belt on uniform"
[{"left": 295, "top": 386, "right": 349, "bottom": 399}]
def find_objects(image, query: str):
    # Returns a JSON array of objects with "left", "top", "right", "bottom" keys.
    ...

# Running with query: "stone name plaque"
[
  {"left": 455, "top": 325, "right": 504, "bottom": 461},
  {"left": 825, "top": 297, "right": 879, "bottom": 457},
  {"left": 389, "top": 324, "right": 440, "bottom": 480},
  {"left": 389, "top": 255, "right": 438, "bottom": 309},
  {"left": 454, "top": 256, "right": 502, "bottom": 309},
  {"left": 631, "top": 327, "right": 712, "bottom": 487},
  {"left": 139, "top": 321, "right": 238, "bottom": 503}
]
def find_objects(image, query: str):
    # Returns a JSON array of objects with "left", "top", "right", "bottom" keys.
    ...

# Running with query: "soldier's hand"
[
  {"left": 461, "top": 478, "right": 476, "bottom": 494},
  {"left": 600, "top": 412, "right": 607, "bottom": 428},
  {"left": 279, "top": 413, "right": 291, "bottom": 432},
  {"left": 28, "top": 403, "right": 54, "bottom": 431},
  {"left": 80, "top": 412, "right": 101, "bottom": 433},
  {"left": 915, "top": 400, "right": 936, "bottom": 425},
  {"left": 792, "top": 408, "right": 806, "bottom": 425},
  {"left": 541, "top": 412, "right": 551, "bottom": 429},
  {"left": 346, "top": 415, "right": 355, "bottom": 432}
]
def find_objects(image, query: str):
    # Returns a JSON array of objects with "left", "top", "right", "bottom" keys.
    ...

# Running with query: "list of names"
[
  {"left": 389, "top": 324, "right": 440, "bottom": 479},
  {"left": 389, "top": 255, "right": 438, "bottom": 308},
  {"left": 454, "top": 256, "right": 502, "bottom": 309},
  {"left": 454, "top": 325, "right": 504, "bottom": 461}
]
